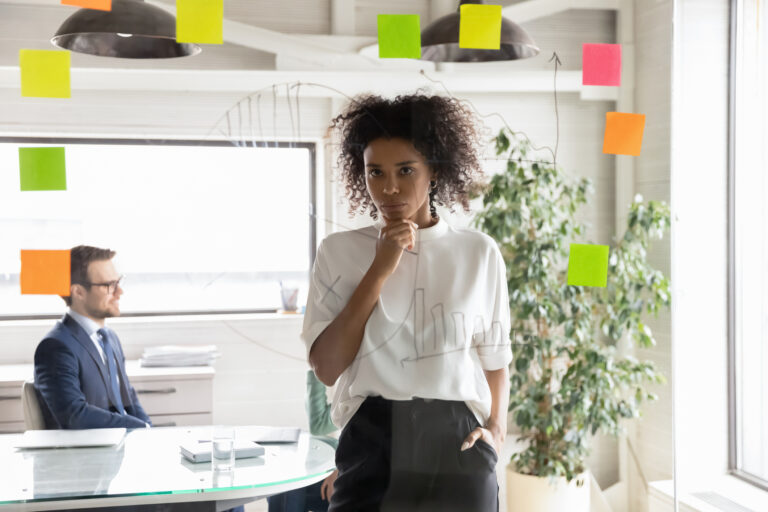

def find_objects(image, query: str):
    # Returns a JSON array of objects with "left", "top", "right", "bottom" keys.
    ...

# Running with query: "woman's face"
[{"left": 363, "top": 137, "right": 435, "bottom": 224}]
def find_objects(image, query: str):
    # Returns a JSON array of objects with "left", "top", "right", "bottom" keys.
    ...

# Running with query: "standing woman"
[{"left": 302, "top": 94, "right": 512, "bottom": 511}]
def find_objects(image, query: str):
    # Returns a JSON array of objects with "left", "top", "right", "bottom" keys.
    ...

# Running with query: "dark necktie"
[{"left": 97, "top": 328, "right": 125, "bottom": 415}]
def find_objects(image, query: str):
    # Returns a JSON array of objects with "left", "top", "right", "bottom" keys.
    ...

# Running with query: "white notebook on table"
[
  {"left": 180, "top": 440, "right": 265, "bottom": 463},
  {"left": 14, "top": 428, "right": 126, "bottom": 449}
]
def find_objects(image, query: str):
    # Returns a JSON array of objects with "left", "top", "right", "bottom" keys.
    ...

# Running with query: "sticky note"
[
  {"left": 19, "top": 50, "right": 71, "bottom": 98},
  {"left": 378, "top": 15, "right": 421, "bottom": 59},
  {"left": 567, "top": 244, "right": 609, "bottom": 287},
  {"left": 459, "top": 4, "right": 502, "bottom": 50},
  {"left": 603, "top": 112, "right": 646, "bottom": 156},
  {"left": 582, "top": 43, "right": 621, "bottom": 86},
  {"left": 19, "top": 148, "right": 67, "bottom": 191},
  {"left": 61, "top": 0, "right": 112, "bottom": 11},
  {"left": 20, "top": 250, "right": 71, "bottom": 296},
  {"left": 176, "top": 0, "right": 224, "bottom": 44}
]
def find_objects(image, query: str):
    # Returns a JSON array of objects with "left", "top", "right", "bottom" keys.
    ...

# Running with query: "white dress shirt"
[{"left": 66, "top": 308, "right": 119, "bottom": 386}]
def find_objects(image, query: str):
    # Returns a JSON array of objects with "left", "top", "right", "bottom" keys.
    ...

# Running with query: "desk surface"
[
  {"left": 0, "top": 361, "right": 214, "bottom": 387},
  {"left": 0, "top": 427, "right": 335, "bottom": 510}
]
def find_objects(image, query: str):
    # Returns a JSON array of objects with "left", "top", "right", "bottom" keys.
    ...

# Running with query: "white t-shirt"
[{"left": 301, "top": 216, "right": 513, "bottom": 429}]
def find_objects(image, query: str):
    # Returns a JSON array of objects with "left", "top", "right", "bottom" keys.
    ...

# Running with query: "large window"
[
  {"left": 0, "top": 139, "right": 315, "bottom": 318},
  {"left": 730, "top": 0, "right": 768, "bottom": 489}
]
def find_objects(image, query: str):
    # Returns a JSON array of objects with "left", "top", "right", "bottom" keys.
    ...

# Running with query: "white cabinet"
[
  {"left": 124, "top": 361, "right": 214, "bottom": 428},
  {"left": 0, "top": 361, "right": 214, "bottom": 432}
]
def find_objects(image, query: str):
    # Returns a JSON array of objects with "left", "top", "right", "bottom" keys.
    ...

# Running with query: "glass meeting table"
[{"left": 0, "top": 426, "right": 336, "bottom": 511}]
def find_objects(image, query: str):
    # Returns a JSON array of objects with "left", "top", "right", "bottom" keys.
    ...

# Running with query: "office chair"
[{"left": 22, "top": 380, "right": 45, "bottom": 430}]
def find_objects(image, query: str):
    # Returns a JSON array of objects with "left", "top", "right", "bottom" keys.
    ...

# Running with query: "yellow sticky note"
[
  {"left": 176, "top": 0, "right": 224, "bottom": 44},
  {"left": 459, "top": 4, "right": 502, "bottom": 50},
  {"left": 19, "top": 50, "right": 71, "bottom": 98}
]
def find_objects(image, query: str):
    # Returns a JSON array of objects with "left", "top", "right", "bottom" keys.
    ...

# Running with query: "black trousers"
[{"left": 328, "top": 397, "right": 499, "bottom": 512}]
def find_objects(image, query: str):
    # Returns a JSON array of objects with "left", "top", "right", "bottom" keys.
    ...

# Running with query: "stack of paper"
[
  {"left": 140, "top": 345, "right": 219, "bottom": 367},
  {"left": 14, "top": 428, "right": 126, "bottom": 449}
]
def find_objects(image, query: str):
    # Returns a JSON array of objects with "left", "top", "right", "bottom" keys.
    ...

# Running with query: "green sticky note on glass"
[
  {"left": 459, "top": 4, "right": 502, "bottom": 50},
  {"left": 567, "top": 244, "right": 609, "bottom": 287},
  {"left": 19, "top": 49, "right": 71, "bottom": 98},
  {"left": 19, "top": 148, "right": 67, "bottom": 191},
  {"left": 176, "top": 0, "right": 223, "bottom": 44},
  {"left": 378, "top": 14, "right": 421, "bottom": 59}
]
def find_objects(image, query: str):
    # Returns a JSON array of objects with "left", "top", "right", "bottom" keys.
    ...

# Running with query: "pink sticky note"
[{"left": 583, "top": 43, "right": 621, "bottom": 86}]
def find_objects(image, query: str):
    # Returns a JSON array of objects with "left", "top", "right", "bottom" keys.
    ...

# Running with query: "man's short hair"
[{"left": 61, "top": 245, "right": 116, "bottom": 306}]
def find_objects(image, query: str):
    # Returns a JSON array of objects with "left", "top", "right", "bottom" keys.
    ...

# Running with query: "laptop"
[
  {"left": 13, "top": 428, "right": 126, "bottom": 449},
  {"left": 236, "top": 426, "right": 301, "bottom": 444}
]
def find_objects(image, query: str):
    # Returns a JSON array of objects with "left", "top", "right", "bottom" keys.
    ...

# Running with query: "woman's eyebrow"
[{"left": 365, "top": 160, "right": 418, "bottom": 167}]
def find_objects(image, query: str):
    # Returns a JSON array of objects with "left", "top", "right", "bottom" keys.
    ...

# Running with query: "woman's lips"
[{"left": 381, "top": 203, "right": 406, "bottom": 210}]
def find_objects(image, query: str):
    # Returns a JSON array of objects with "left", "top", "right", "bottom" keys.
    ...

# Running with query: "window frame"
[
  {"left": 727, "top": 0, "right": 768, "bottom": 492},
  {"left": 0, "top": 136, "right": 318, "bottom": 321}
]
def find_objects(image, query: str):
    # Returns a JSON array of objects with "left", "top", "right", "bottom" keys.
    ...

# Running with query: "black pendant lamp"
[
  {"left": 421, "top": 0, "right": 540, "bottom": 62},
  {"left": 51, "top": 0, "right": 201, "bottom": 59}
]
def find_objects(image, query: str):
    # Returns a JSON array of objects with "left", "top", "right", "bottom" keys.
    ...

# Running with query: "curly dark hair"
[{"left": 329, "top": 93, "right": 484, "bottom": 220}]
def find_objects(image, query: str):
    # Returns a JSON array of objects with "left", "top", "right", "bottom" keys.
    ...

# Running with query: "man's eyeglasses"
[{"left": 81, "top": 276, "right": 124, "bottom": 294}]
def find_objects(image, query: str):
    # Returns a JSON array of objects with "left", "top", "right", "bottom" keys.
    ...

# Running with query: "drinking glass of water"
[{"left": 212, "top": 426, "right": 235, "bottom": 472}]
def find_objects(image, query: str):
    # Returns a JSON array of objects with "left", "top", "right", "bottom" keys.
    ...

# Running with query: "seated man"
[{"left": 34, "top": 245, "right": 151, "bottom": 429}]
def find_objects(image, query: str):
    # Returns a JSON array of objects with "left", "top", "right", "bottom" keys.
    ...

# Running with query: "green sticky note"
[
  {"left": 176, "top": 0, "right": 224, "bottom": 44},
  {"left": 19, "top": 148, "right": 67, "bottom": 191},
  {"left": 19, "top": 49, "right": 71, "bottom": 98},
  {"left": 378, "top": 14, "right": 421, "bottom": 59},
  {"left": 459, "top": 4, "right": 502, "bottom": 50},
  {"left": 567, "top": 244, "right": 609, "bottom": 287}
]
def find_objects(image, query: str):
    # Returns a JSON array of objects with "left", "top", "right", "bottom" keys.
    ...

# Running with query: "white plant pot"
[{"left": 506, "top": 466, "right": 590, "bottom": 512}]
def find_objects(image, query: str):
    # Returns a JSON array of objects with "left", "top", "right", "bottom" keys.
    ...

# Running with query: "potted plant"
[{"left": 471, "top": 129, "right": 671, "bottom": 512}]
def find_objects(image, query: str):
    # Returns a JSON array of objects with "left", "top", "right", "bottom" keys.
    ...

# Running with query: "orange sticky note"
[
  {"left": 61, "top": 0, "right": 112, "bottom": 11},
  {"left": 603, "top": 112, "right": 646, "bottom": 156},
  {"left": 20, "top": 250, "right": 71, "bottom": 296}
]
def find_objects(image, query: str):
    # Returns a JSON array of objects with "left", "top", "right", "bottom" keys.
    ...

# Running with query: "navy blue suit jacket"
[{"left": 33, "top": 314, "right": 151, "bottom": 429}]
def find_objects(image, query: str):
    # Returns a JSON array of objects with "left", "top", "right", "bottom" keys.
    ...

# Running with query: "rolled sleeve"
[
  {"left": 300, "top": 239, "right": 345, "bottom": 359},
  {"left": 474, "top": 245, "right": 513, "bottom": 371}
]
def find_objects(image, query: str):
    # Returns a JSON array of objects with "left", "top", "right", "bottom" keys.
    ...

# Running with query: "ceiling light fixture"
[
  {"left": 421, "top": 0, "right": 540, "bottom": 62},
  {"left": 52, "top": 0, "right": 200, "bottom": 59}
]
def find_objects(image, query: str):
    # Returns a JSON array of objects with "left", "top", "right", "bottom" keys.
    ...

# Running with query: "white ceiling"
[
  {"left": 0, "top": 0, "right": 539, "bottom": 70},
  {"left": 0, "top": 0, "right": 617, "bottom": 83}
]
